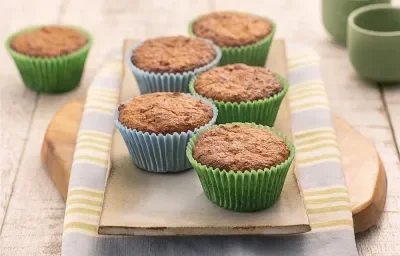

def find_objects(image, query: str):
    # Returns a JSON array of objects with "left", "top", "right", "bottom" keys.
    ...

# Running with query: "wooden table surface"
[{"left": 0, "top": 0, "right": 399, "bottom": 255}]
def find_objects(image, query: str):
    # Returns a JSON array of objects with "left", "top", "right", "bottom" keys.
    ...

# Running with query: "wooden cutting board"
[{"left": 41, "top": 40, "right": 387, "bottom": 234}]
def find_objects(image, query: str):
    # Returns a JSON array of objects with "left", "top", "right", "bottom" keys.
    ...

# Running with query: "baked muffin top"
[
  {"left": 11, "top": 26, "right": 87, "bottom": 57},
  {"left": 131, "top": 36, "right": 216, "bottom": 73},
  {"left": 194, "top": 64, "right": 283, "bottom": 102},
  {"left": 118, "top": 93, "right": 213, "bottom": 134},
  {"left": 192, "top": 124, "right": 290, "bottom": 172},
  {"left": 192, "top": 11, "right": 272, "bottom": 47}
]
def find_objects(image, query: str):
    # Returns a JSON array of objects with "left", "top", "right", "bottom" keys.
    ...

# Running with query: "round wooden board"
[{"left": 41, "top": 99, "right": 387, "bottom": 233}]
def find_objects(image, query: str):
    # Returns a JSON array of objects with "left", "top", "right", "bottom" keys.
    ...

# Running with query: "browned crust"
[
  {"left": 131, "top": 36, "right": 216, "bottom": 73},
  {"left": 118, "top": 93, "right": 213, "bottom": 134},
  {"left": 11, "top": 26, "right": 87, "bottom": 57},
  {"left": 195, "top": 64, "right": 283, "bottom": 102},
  {"left": 193, "top": 124, "right": 289, "bottom": 171},
  {"left": 192, "top": 11, "right": 272, "bottom": 47}
]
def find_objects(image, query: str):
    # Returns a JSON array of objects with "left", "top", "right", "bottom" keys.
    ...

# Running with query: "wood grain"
[
  {"left": 41, "top": 100, "right": 83, "bottom": 201},
  {"left": 1, "top": 0, "right": 400, "bottom": 255},
  {"left": 383, "top": 87, "right": 400, "bottom": 154},
  {"left": 334, "top": 117, "right": 387, "bottom": 233}
]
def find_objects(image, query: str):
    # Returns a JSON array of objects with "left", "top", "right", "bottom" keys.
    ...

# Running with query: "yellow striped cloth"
[{"left": 61, "top": 46, "right": 357, "bottom": 255}]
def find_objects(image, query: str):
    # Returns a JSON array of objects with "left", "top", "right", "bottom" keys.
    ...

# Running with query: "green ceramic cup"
[
  {"left": 348, "top": 4, "right": 400, "bottom": 82},
  {"left": 322, "top": 0, "right": 390, "bottom": 44}
]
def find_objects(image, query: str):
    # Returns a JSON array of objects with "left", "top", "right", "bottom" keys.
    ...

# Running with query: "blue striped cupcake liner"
[
  {"left": 126, "top": 40, "right": 222, "bottom": 94},
  {"left": 114, "top": 94, "right": 218, "bottom": 173}
]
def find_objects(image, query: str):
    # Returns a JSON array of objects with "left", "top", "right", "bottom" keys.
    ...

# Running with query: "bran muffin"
[
  {"left": 186, "top": 123, "right": 295, "bottom": 212},
  {"left": 11, "top": 26, "right": 87, "bottom": 57},
  {"left": 189, "top": 64, "right": 287, "bottom": 126},
  {"left": 192, "top": 11, "right": 272, "bottom": 47},
  {"left": 131, "top": 36, "right": 216, "bottom": 73},
  {"left": 115, "top": 93, "right": 217, "bottom": 173},
  {"left": 194, "top": 64, "right": 283, "bottom": 102},
  {"left": 192, "top": 124, "right": 289, "bottom": 171},
  {"left": 118, "top": 92, "right": 213, "bottom": 134},
  {"left": 189, "top": 11, "right": 276, "bottom": 66},
  {"left": 128, "top": 36, "right": 221, "bottom": 94},
  {"left": 6, "top": 25, "right": 92, "bottom": 93}
]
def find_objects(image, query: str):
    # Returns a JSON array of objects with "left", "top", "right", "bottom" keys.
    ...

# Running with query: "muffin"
[
  {"left": 127, "top": 36, "right": 221, "bottom": 94},
  {"left": 115, "top": 92, "right": 218, "bottom": 173},
  {"left": 187, "top": 123, "right": 295, "bottom": 212},
  {"left": 6, "top": 25, "right": 92, "bottom": 93},
  {"left": 189, "top": 64, "right": 288, "bottom": 126},
  {"left": 189, "top": 11, "right": 276, "bottom": 66}
]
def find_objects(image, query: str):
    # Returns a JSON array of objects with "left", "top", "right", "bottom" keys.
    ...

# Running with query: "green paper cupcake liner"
[
  {"left": 5, "top": 25, "right": 92, "bottom": 93},
  {"left": 189, "top": 73, "right": 288, "bottom": 126},
  {"left": 188, "top": 16, "right": 276, "bottom": 66},
  {"left": 186, "top": 123, "right": 295, "bottom": 212}
]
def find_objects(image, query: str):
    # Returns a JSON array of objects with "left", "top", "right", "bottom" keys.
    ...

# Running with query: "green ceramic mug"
[
  {"left": 348, "top": 4, "right": 400, "bottom": 82},
  {"left": 322, "top": 0, "right": 390, "bottom": 44}
]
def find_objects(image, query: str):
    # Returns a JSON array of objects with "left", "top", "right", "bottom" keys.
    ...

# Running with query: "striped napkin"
[{"left": 62, "top": 44, "right": 358, "bottom": 256}]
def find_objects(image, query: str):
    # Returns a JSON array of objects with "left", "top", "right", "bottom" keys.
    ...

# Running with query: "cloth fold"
[{"left": 62, "top": 44, "right": 358, "bottom": 256}]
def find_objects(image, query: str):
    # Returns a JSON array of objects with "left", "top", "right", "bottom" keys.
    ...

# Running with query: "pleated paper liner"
[
  {"left": 126, "top": 40, "right": 221, "bottom": 94},
  {"left": 5, "top": 25, "right": 92, "bottom": 93},
  {"left": 114, "top": 94, "right": 218, "bottom": 173},
  {"left": 188, "top": 16, "right": 276, "bottom": 66},
  {"left": 187, "top": 123, "right": 295, "bottom": 212},
  {"left": 189, "top": 73, "right": 288, "bottom": 126}
]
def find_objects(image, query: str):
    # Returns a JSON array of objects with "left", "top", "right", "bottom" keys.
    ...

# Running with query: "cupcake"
[
  {"left": 189, "top": 11, "right": 276, "bottom": 66},
  {"left": 189, "top": 64, "right": 288, "bottom": 126},
  {"left": 6, "top": 25, "right": 92, "bottom": 93},
  {"left": 127, "top": 36, "right": 221, "bottom": 94},
  {"left": 115, "top": 92, "right": 218, "bottom": 173},
  {"left": 187, "top": 123, "right": 295, "bottom": 212}
]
